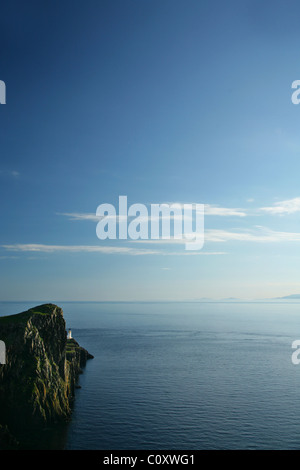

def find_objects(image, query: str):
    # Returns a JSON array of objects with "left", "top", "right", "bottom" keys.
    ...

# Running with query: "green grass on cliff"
[
  {"left": 65, "top": 338, "right": 85, "bottom": 364},
  {"left": 66, "top": 338, "right": 78, "bottom": 356},
  {"left": 0, "top": 304, "right": 59, "bottom": 325},
  {"left": 0, "top": 311, "right": 32, "bottom": 325}
]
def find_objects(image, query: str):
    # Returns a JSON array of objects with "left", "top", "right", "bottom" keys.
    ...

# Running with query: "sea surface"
[{"left": 1, "top": 300, "right": 300, "bottom": 450}]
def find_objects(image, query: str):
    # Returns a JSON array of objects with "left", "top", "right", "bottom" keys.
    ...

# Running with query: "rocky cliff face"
[{"left": 0, "top": 304, "right": 93, "bottom": 446}]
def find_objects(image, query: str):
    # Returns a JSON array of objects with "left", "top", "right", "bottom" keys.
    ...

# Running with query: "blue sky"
[{"left": 1, "top": 0, "right": 300, "bottom": 301}]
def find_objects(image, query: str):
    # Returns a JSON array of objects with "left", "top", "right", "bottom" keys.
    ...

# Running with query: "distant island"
[
  {"left": 274, "top": 294, "right": 300, "bottom": 300},
  {"left": 0, "top": 304, "right": 93, "bottom": 448}
]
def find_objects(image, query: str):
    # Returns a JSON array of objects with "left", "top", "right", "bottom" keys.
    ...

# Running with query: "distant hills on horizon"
[
  {"left": 2, "top": 295, "right": 300, "bottom": 303},
  {"left": 190, "top": 294, "right": 300, "bottom": 302},
  {"left": 274, "top": 294, "right": 300, "bottom": 300}
]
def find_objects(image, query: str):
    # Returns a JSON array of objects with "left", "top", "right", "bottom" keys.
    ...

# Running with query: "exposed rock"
[{"left": 0, "top": 304, "right": 93, "bottom": 447}]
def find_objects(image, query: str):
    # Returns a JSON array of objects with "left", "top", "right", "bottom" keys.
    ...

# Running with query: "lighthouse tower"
[{"left": 67, "top": 328, "right": 72, "bottom": 339}]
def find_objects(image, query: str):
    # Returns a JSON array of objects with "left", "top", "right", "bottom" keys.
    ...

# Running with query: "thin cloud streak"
[
  {"left": 58, "top": 212, "right": 101, "bottom": 222},
  {"left": 1, "top": 244, "right": 226, "bottom": 256},
  {"left": 59, "top": 203, "right": 248, "bottom": 223},
  {"left": 60, "top": 197, "right": 300, "bottom": 221},
  {"left": 260, "top": 197, "right": 300, "bottom": 215},
  {"left": 132, "top": 227, "right": 300, "bottom": 244},
  {"left": 0, "top": 170, "right": 20, "bottom": 179},
  {"left": 204, "top": 204, "right": 246, "bottom": 217}
]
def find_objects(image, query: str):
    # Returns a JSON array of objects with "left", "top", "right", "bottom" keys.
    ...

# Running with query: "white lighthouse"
[{"left": 67, "top": 328, "right": 72, "bottom": 339}]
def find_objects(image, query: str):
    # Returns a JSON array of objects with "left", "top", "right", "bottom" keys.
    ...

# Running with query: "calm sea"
[{"left": 1, "top": 300, "right": 300, "bottom": 450}]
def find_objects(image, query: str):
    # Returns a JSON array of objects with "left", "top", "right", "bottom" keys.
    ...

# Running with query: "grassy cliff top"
[{"left": 0, "top": 304, "right": 62, "bottom": 325}]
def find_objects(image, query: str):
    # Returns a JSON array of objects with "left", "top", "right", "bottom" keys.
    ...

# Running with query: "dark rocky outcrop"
[{"left": 0, "top": 303, "right": 93, "bottom": 447}]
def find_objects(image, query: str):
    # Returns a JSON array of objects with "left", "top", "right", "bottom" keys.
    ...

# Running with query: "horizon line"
[{"left": 0, "top": 298, "right": 300, "bottom": 304}]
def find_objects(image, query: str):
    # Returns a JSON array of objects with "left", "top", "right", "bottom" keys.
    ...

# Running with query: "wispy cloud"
[
  {"left": 1, "top": 244, "right": 158, "bottom": 255},
  {"left": 260, "top": 197, "right": 300, "bottom": 215},
  {"left": 1, "top": 244, "right": 226, "bottom": 256},
  {"left": 60, "top": 198, "right": 300, "bottom": 220},
  {"left": 132, "top": 226, "right": 300, "bottom": 244},
  {"left": 58, "top": 212, "right": 101, "bottom": 222},
  {"left": 59, "top": 203, "right": 247, "bottom": 223},
  {"left": 58, "top": 212, "right": 183, "bottom": 223},
  {"left": 205, "top": 227, "right": 300, "bottom": 242},
  {"left": 204, "top": 204, "right": 246, "bottom": 217},
  {"left": 0, "top": 170, "right": 20, "bottom": 179}
]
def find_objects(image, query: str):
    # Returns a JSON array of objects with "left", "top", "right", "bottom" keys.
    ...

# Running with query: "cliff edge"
[{"left": 0, "top": 303, "right": 93, "bottom": 446}]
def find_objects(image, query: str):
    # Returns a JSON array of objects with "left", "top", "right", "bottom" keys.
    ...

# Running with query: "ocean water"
[{"left": 1, "top": 300, "right": 300, "bottom": 449}]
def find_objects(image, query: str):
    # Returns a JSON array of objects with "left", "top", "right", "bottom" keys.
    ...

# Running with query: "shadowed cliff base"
[{"left": 0, "top": 303, "right": 93, "bottom": 449}]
